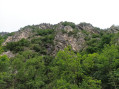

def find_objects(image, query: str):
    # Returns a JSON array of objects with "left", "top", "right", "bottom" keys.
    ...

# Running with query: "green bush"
[
  {"left": 41, "top": 35, "right": 55, "bottom": 44},
  {"left": 0, "top": 36, "right": 4, "bottom": 46},
  {"left": 31, "top": 38, "right": 42, "bottom": 44},
  {"left": 5, "top": 38, "right": 30, "bottom": 53},
  {"left": 61, "top": 21, "right": 75, "bottom": 28},
  {"left": 37, "top": 29, "right": 54, "bottom": 36},
  {"left": 92, "top": 34, "right": 100, "bottom": 38},
  {"left": 61, "top": 29, "right": 67, "bottom": 34},
  {"left": 82, "top": 30, "right": 89, "bottom": 35}
]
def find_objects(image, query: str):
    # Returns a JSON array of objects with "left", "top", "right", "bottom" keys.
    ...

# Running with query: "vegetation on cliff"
[{"left": 0, "top": 22, "right": 119, "bottom": 89}]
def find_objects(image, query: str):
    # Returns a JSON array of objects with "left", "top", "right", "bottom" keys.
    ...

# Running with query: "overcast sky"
[{"left": 0, "top": 0, "right": 119, "bottom": 32}]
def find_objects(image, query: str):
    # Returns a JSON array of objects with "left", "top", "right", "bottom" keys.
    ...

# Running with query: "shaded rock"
[
  {"left": 77, "top": 23, "right": 100, "bottom": 34},
  {"left": 64, "top": 26, "right": 73, "bottom": 32},
  {"left": 54, "top": 31, "right": 86, "bottom": 54},
  {"left": 1, "top": 51, "right": 15, "bottom": 58},
  {"left": 108, "top": 25, "right": 119, "bottom": 33},
  {"left": 2, "top": 28, "right": 32, "bottom": 45}
]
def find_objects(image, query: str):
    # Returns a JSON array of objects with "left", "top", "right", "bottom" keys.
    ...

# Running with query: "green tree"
[
  {"left": 52, "top": 46, "right": 101, "bottom": 89},
  {"left": 0, "top": 55, "right": 11, "bottom": 89},
  {"left": 94, "top": 45, "right": 119, "bottom": 89}
]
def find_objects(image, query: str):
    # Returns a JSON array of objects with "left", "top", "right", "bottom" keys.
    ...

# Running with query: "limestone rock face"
[
  {"left": 64, "top": 26, "right": 73, "bottom": 32},
  {"left": 53, "top": 24, "right": 86, "bottom": 54},
  {"left": 108, "top": 25, "right": 119, "bottom": 33},
  {"left": 2, "top": 28, "right": 32, "bottom": 45},
  {"left": 77, "top": 23, "right": 100, "bottom": 34},
  {"left": 1, "top": 51, "right": 15, "bottom": 58},
  {"left": 39, "top": 23, "right": 53, "bottom": 29},
  {"left": 78, "top": 23, "right": 94, "bottom": 30},
  {"left": 54, "top": 33, "right": 85, "bottom": 52}
]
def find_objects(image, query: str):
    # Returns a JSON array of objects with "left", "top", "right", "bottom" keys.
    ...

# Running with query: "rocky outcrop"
[
  {"left": 64, "top": 26, "right": 73, "bottom": 32},
  {"left": 38, "top": 23, "right": 53, "bottom": 29},
  {"left": 53, "top": 24, "right": 86, "bottom": 54},
  {"left": 1, "top": 51, "right": 15, "bottom": 58},
  {"left": 77, "top": 23, "right": 100, "bottom": 34},
  {"left": 2, "top": 28, "right": 33, "bottom": 45},
  {"left": 107, "top": 25, "right": 119, "bottom": 33},
  {"left": 54, "top": 33, "right": 85, "bottom": 51}
]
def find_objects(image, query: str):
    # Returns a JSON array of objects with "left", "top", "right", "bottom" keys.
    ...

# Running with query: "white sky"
[{"left": 0, "top": 0, "right": 119, "bottom": 32}]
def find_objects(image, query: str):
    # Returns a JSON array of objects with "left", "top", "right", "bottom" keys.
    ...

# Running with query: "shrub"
[
  {"left": 61, "top": 21, "right": 75, "bottom": 28},
  {"left": 37, "top": 29, "right": 54, "bottom": 36},
  {"left": 5, "top": 38, "right": 30, "bottom": 53},
  {"left": 92, "top": 34, "right": 100, "bottom": 38}
]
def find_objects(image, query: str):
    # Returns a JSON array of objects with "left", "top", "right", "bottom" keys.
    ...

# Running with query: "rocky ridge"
[{"left": 1, "top": 22, "right": 119, "bottom": 58}]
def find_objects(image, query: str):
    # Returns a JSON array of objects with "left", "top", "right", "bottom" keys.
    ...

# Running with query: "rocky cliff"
[{"left": 1, "top": 21, "right": 119, "bottom": 58}]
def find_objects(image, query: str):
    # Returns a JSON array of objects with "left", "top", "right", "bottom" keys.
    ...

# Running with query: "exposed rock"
[
  {"left": 79, "top": 23, "right": 94, "bottom": 30},
  {"left": 54, "top": 29, "right": 86, "bottom": 54},
  {"left": 2, "top": 28, "right": 32, "bottom": 45},
  {"left": 55, "top": 23, "right": 64, "bottom": 31},
  {"left": 64, "top": 26, "right": 73, "bottom": 32},
  {"left": 108, "top": 25, "right": 119, "bottom": 33},
  {"left": 39, "top": 23, "right": 53, "bottom": 29},
  {"left": 1, "top": 51, "right": 15, "bottom": 58},
  {"left": 77, "top": 23, "right": 100, "bottom": 34}
]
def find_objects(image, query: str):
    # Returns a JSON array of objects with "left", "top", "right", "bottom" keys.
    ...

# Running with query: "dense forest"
[{"left": 0, "top": 22, "right": 119, "bottom": 89}]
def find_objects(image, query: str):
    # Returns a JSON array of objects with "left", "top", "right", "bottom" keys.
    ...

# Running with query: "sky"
[{"left": 0, "top": 0, "right": 119, "bottom": 32}]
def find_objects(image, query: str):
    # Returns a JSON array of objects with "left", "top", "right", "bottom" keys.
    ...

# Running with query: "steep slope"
[
  {"left": 1, "top": 22, "right": 102, "bottom": 57},
  {"left": 1, "top": 21, "right": 119, "bottom": 58}
]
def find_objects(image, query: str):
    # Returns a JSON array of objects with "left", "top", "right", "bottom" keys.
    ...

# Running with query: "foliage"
[
  {"left": 61, "top": 21, "right": 75, "bottom": 28},
  {"left": 0, "top": 55, "right": 9, "bottom": 72},
  {"left": 0, "top": 55, "right": 11, "bottom": 89},
  {"left": 51, "top": 46, "right": 102, "bottom": 89},
  {"left": 0, "top": 36, "right": 4, "bottom": 46},
  {"left": 86, "top": 33, "right": 113, "bottom": 53},
  {"left": 37, "top": 29, "right": 54, "bottom": 36},
  {"left": 5, "top": 38, "right": 30, "bottom": 53},
  {"left": 61, "top": 29, "right": 67, "bottom": 34},
  {"left": 111, "top": 32, "right": 119, "bottom": 45},
  {"left": 81, "top": 30, "right": 89, "bottom": 35}
]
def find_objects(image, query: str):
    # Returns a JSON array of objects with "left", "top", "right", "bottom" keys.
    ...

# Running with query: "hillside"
[
  {"left": 0, "top": 21, "right": 119, "bottom": 89},
  {"left": 1, "top": 22, "right": 101, "bottom": 57}
]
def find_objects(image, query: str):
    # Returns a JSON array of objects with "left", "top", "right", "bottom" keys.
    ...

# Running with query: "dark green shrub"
[
  {"left": 61, "top": 21, "right": 75, "bottom": 28},
  {"left": 84, "top": 36, "right": 90, "bottom": 41},
  {"left": 41, "top": 35, "right": 55, "bottom": 44},
  {"left": 82, "top": 30, "right": 89, "bottom": 35},
  {"left": 33, "top": 44, "right": 41, "bottom": 52},
  {"left": 0, "top": 37, "right": 4, "bottom": 46},
  {"left": 31, "top": 38, "right": 42, "bottom": 44},
  {"left": 99, "top": 33, "right": 113, "bottom": 48},
  {"left": 18, "top": 38, "right": 30, "bottom": 46},
  {"left": 37, "top": 29, "right": 54, "bottom": 36},
  {"left": 92, "top": 34, "right": 100, "bottom": 38},
  {"left": 86, "top": 46, "right": 99, "bottom": 53},
  {"left": 61, "top": 29, "right": 67, "bottom": 34},
  {"left": 5, "top": 38, "right": 30, "bottom": 53}
]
